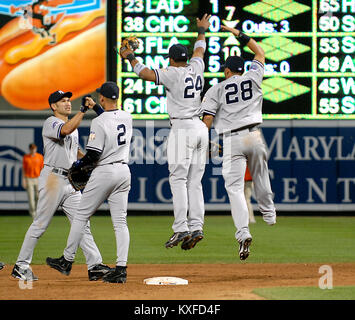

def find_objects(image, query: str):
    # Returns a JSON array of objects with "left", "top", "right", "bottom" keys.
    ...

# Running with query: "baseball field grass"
[{"left": 1, "top": 214, "right": 355, "bottom": 300}]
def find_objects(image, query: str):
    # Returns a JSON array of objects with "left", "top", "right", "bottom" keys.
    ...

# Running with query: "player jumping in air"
[
  {"left": 120, "top": 14, "right": 211, "bottom": 251},
  {"left": 202, "top": 25, "right": 276, "bottom": 261}
]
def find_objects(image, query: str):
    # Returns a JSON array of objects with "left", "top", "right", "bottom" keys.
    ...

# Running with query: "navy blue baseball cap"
[
  {"left": 222, "top": 56, "right": 245, "bottom": 73},
  {"left": 48, "top": 90, "right": 72, "bottom": 105},
  {"left": 165, "top": 44, "right": 188, "bottom": 61},
  {"left": 96, "top": 81, "right": 119, "bottom": 99}
]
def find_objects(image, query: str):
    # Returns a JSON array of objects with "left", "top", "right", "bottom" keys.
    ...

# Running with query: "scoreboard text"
[{"left": 117, "top": 0, "right": 355, "bottom": 119}]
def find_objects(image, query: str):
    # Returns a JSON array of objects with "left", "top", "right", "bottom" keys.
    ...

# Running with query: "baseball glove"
[
  {"left": 67, "top": 160, "right": 95, "bottom": 191},
  {"left": 120, "top": 36, "right": 140, "bottom": 52}
]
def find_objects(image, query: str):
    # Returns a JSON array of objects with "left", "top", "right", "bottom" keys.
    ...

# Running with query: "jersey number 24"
[{"left": 184, "top": 75, "right": 203, "bottom": 98}]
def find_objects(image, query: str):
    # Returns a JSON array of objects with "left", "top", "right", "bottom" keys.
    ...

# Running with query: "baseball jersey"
[
  {"left": 154, "top": 57, "right": 205, "bottom": 119},
  {"left": 201, "top": 59, "right": 264, "bottom": 135},
  {"left": 86, "top": 110, "right": 132, "bottom": 165},
  {"left": 42, "top": 116, "right": 79, "bottom": 169}
]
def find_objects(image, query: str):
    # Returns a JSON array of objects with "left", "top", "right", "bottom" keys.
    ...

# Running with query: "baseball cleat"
[
  {"left": 46, "top": 255, "right": 72, "bottom": 276},
  {"left": 11, "top": 264, "right": 38, "bottom": 281},
  {"left": 102, "top": 266, "right": 127, "bottom": 283},
  {"left": 0, "top": 262, "right": 5, "bottom": 270},
  {"left": 165, "top": 231, "right": 191, "bottom": 248},
  {"left": 88, "top": 264, "right": 114, "bottom": 281},
  {"left": 181, "top": 230, "right": 204, "bottom": 250},
  {"left": 239, "top": 237, "right": 252, "bottom": 261}
]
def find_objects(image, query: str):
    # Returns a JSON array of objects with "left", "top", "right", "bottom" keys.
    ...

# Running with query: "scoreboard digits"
[
  {"left": 317, "top": 0, "right": 355, "bottom": 115},
  {"left": 118, "top": 0, "right": 355, "bottom": 119}
]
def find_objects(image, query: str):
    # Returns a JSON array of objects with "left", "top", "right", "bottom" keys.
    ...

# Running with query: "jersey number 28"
[{"left": 225, "top": 80, "right": 253, "bottom": 104}]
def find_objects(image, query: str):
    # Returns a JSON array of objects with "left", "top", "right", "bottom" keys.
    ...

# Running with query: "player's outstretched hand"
[
  {"left": 221, "top": 25, "right": 241, "bottom": 37},
  {"left": 119, "top": 47, "right": 134, "bottom": 59},
  {"left": 82, "top": 95, "right": 96, "bottom": 110},
  {"left": 197, "top": 14, "right": 211, "bottom": 31}
]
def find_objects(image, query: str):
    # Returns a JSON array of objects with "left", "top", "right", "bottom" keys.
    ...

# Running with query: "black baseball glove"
[{"left": 68, "top": 160, "right": 95, "bottom": 191}]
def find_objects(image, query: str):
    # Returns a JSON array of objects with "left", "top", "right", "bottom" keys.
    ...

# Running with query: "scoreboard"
[{"left": 117, "top": 0, "right": 355, "bottom": 119}]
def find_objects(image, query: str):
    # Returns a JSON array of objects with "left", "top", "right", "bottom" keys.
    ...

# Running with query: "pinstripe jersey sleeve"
[
  {"left": 86, "top": 118, "right": 104, "bottom": 153},
  {"left": 154, "top": 67, "right": 179, "bottom": 90},
  {"left": 42, "top": 116, "right": 65, "bottom": 140},
  {"left": 245, "top": 59, "right": 264, "bottom": 85},
  {"left": 189, "top": 57, "right": 205, "bottom": 74},
  {"left": 201, "top": 85, "right": 220, "bottom": 117}
]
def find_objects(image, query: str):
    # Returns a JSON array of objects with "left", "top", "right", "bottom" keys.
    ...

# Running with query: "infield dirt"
[{"left": 1, "top": 262, "right": 355, "bottom": 300}]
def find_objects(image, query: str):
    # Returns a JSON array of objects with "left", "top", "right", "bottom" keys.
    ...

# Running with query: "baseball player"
[
  {"left": 22, "top": 143, "right": 44, "bottom": 219},
  {"left": 46, "top": 81, "right": 132, "bottom": 283},
  {"left": 11, "top": 90, "right": 110, "bottom": 282},
  {"left": 120, "top": 14, "right": 211, "bottom": 250},
  {"left": 202, "top": 25, "right": 276, "bottom": 260}
]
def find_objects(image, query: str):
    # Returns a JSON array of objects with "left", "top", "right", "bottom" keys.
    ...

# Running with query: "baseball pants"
[
  {"left": 64, "top": 163, "right": 131, "bottom": 267},
  {"left": 222, "top": 129, "right": 276, "bottom": 242},
  {"left": 16, "top": 166, "right": 103, "bottom": 270},
  {"left": 167, "top": 118, "right": 209, "bottom": 233}
]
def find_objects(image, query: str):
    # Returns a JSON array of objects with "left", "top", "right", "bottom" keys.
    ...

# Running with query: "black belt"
[
  {"left": 223, "top": 124, "right": 260, "bottom": 137},
  {"left": 99, "top": 161, "right": 127, "bottom": 166},
  {"left": 52, "top": 168, "right": 68, "bottom": 176},
  {"left": 170, "top": 116, "right": 200, "bottom": 120}
]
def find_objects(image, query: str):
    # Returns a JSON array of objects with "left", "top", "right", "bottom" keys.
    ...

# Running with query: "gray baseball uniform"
[
  {"left": 202, "top": 60, "right": 276, "bottom": 242},
  {"left": 154, "top": 57, "right": 209, "bottom": 233},
  {"left": 16, "top": 116, "right": 103, "bottom": 270},
  {"left": 63, "top": 109, "right": 132, "bottom": 267}
]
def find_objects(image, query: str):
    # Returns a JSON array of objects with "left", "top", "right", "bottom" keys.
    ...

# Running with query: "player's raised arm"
[
  {"left": 119, "top": 40, "right": 156, "bottom": 82},
  {"left": 192, "top": 14, "right": 211, "bottom": 59},
  {"left": 221, "top": 25, "right": 265, "bottom": 65},
  {"left": 201, "top": 85, "right": 220, "bottom": 129}
]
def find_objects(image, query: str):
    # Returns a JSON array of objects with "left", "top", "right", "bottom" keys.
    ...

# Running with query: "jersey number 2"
[
  {"left": 117, "top": 124, "right": 126, "bottom": 146},
  {"left": 225, "top": 80, "right": 253, "bottom": 104},
  {"left": 184, "top": 75, "right": 203, "bottom": 98}
]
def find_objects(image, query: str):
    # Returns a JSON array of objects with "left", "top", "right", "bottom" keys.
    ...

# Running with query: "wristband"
[
  {"left": 127, "top": 53, "right": 136, "bottom": 62},
  {"left": 238, "top": 32, "right": 251, "bottom": 45},
  {"left": 198, "top": 26, "right": 206, "bottom": 35},
  {"left": 133, "top": 62, "right": 148, "bottom": 76},
  {"left": 93, "top": 104, "right": 104, "bottom": 116},
  {"left": 194, "top": 40, "right": 206, "bottom": 51}
]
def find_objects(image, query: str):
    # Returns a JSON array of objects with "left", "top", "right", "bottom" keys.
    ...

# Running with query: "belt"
[
  {"left": 111, "top": 161, "right": 127, "bottom": 165},
  {"left": 52, "top": 168, "right": 68, "bottom": 176},
  {"left": 98, "top": 160, "right": 127, "bottom": 166},
  {"left": 223, "top": 124, "right": 260, "bottom": 137},
  {"left": 170, "top": 116, "right": 200, "bottom": 120}
]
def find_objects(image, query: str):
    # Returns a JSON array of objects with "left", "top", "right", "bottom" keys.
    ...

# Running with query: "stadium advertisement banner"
[
  {"left": 0, "top": 120, "right": 354, "bottom": 212},
  {"left": 0, "top": 0, "right": 105, "bottom": 114}
]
